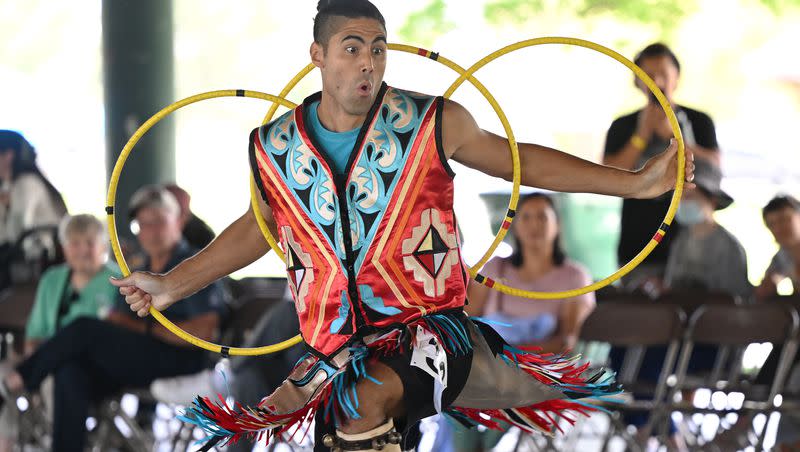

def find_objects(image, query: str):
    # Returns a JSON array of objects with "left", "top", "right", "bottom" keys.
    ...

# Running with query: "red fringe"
[
  {"left": 450, "top": 399, "right": 597, "bottom": 435},
  {"left": 501, "top": 346, "right": 599, "bottom": 394},
  {"left": 188, "top": 385, "right": 332, "bottom": 445}
]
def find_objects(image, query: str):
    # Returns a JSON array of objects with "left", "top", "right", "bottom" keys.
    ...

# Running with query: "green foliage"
[
  {"left": 484, "top": 0, "right": 547, "bottom": 25},
  {"left": 485, "top": 0, "right": 692, "bottom": 32},
  {"left": 755, "top": 0, "right": 800, "bottom": 13},
  {"left": 398, "top": 0, "right": 455, "bottom": 47},
  {"left": 484, "top": 0, "right": 799, "bottom": 30}
]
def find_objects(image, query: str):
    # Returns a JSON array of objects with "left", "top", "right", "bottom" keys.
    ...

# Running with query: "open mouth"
[{"left": 357, "top": 81, "right": 372, "bottom": 96}]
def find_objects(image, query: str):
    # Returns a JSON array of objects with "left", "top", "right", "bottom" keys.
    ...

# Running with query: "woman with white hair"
[{"left": 0, "top": 214, "right": 119, "bottom": 451}]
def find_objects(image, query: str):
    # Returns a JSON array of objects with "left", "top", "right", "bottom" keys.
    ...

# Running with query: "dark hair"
[
  {"left": 634, "top": 42, "right": 681, "bottom": 73},
  {"left": 763, "top": 194, "right": 800, "bottom": 219},
  {"left": 509, "top": 193, "right": 567, "bottom": 268},
  {"left": 314, "top": 0, "right": 386, "bottom": 47},
  {"left": 0, "top": 130, "right": 67, "bottom": 214}
]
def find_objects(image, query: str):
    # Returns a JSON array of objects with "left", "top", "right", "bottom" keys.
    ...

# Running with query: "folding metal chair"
[
  {"left": 665, "top": 304, "right": 800, "bottom": 450},
  {"left": 571, "top": 301, "right": 686, "bottom": 452}
]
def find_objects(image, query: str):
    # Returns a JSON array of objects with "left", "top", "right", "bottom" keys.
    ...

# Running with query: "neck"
[
  {"left": 149, "top": 248, "right": 174, "bottom": 273},
  {"left": 317, "top": 92, "right": 367, "bottom": 132},
  {"left": 517, "top": 245, "right": 555, "bottom": 279},
  {"left": 70, "top": 269, "right": 96, "bottom": 291},
  {"left": 0, "top": 168, "right": 11, "bottom": 182},
  {"left": 689, "top": 219, "right": 717, "bottom": 236}
]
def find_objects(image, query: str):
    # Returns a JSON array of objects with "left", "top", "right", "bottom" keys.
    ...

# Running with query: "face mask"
[{"left": 676, "top": 200, "right": 707, "bottom": 226}]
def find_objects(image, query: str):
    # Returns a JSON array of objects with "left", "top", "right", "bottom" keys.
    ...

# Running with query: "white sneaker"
[{"left": 150, "top": 361, "right": 231, "bottom": 405}]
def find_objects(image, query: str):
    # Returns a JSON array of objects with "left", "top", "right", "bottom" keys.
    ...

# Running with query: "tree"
[{"left": 398, "top": 0, "right": 455, "bottom": 47}]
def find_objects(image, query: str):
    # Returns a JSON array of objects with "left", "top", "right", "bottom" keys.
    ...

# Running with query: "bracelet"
[{"left": 630, "top": 134, "right": 647, "bottom": 150}]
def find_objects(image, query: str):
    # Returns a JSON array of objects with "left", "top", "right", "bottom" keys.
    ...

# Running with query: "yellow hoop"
[
  {"left": 450, "top": 37, "right": 685, "bottom": 299},
  {"left": 106, "top": 90, "right": 303, "bottom": 356},
  {"left": 108, "top": 38, "right": 684, "bottom": 356}
]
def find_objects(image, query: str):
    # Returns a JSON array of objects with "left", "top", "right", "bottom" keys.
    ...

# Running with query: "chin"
[{"left": 346, "top": 101, "right": 373, "bottom": 116}]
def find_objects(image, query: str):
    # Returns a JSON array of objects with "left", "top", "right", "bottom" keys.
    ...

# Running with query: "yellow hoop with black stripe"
[
  {"left": 107, "top": 37, "right": 683, "bottom": 356},
  {"left": 106, "top": 90, "right": 303, "bottom": 356},
  {"left": 451, "top": 37, "right": 685, "bottom": 299}
]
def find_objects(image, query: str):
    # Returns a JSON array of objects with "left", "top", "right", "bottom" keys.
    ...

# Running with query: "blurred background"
[
  {"left": 2, "top": 0, "right": 798, "bottom": 281},
  {"left": 2, "top": 1, "right": 800, "bottom": 451}
]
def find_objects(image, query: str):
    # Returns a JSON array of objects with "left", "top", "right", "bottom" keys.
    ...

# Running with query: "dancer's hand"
[
  {"left": 632, "top": 138, "right": 695, "bottom": 199},
  {"left": 110, "top": 272, "right": 177, "bottom": 317}
]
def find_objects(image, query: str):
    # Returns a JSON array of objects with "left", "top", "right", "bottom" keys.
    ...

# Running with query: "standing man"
[
  {"left": 112, "top": 2, "right": 695, "bottom": 451},
  {"left": 603, "top": 43, "right": 719, "bottom": 290}
]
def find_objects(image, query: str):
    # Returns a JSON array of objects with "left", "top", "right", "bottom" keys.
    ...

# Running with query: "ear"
[{"left": 310, "top": 42, "right": 325, "bottom": 69}]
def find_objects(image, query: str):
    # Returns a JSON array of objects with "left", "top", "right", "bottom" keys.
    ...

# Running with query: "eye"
[
  {"left": 345, "top": 46, "right": 357, "bottom": 54},
  {"left": 373, "top": 47, "right": 385, "bottom": 56}
]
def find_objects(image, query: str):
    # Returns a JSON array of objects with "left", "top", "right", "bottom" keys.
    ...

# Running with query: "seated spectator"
[
  {"left": 0, "top": 131, "right": 68, "bottom": 287},
  {"left": 444, "top": 193, "right": 595, "bottom": 452},
  {"left": 0, "top": 185, "right": 226, "bottom": 452},
  {"left": 663, "top": 157, "right": 751, "bottom": 300},
  {"left": 756, "top": 194, "right": 800, "bottom": 300},
  {"left": 609, "top": 159, "right": 748, "bottom": 449},
  {"left": 164, "top": 183, "right": 215, "bottom": 250},
  {"left": 719, "top": 194, "right": 800, "bottom": 449},
  {"left": 0, "top": 214, "right": 118, "bottom": 452}
]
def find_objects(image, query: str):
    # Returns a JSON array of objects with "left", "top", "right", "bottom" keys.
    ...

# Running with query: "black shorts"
[{"left": 313, "top": 314, "right": 474, "bottom": 451}]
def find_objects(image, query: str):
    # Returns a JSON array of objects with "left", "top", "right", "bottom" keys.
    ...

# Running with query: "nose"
[{"left": 361, "top": 53, "right": 374, "bottom": 73}]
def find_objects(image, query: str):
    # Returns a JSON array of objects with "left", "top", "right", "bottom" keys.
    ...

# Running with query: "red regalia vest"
[{"left": 249, "top": 83, "right": 469, "bottom": 358}]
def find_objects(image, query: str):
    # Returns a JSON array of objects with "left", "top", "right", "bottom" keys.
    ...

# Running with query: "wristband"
[{"left": 630, "top": 134, "right": 647, "bottom": 150}]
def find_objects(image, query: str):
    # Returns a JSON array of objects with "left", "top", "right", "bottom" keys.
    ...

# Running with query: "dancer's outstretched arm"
[{"left": 442, "top": 99, "right": 694, "bottom": 199}]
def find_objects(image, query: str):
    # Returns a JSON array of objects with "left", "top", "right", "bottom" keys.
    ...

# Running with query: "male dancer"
[{"left": 112, "top": 1, "right": 695, "bottom": 450}]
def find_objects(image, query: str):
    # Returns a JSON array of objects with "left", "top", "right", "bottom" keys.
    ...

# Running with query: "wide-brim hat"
[{"left": 692, "top": 157, "right": 733, "bottom": 210}]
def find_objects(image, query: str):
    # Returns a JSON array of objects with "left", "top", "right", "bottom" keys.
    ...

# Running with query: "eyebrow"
[
  {"left": 341, "top": 35, "right": 387, "bottom": 44},
  {"left": 341, "top": 35, "right": 365, "bottom": 44}
]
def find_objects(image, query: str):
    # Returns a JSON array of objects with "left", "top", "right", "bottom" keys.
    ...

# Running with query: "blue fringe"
[
  {"left": 326, "top": 344, "right": 383, "bottom": 425},
  {"left": 424, "top": 313, "right": 472, "bottom": 356}
]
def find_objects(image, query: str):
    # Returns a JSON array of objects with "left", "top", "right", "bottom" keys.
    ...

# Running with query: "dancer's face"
[{"left": 311, "top": 17, "right": 388, "bottom": 117}]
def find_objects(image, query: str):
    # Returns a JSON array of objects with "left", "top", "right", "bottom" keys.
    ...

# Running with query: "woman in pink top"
[
  {"left": 467, "top": 193, "right": 595, "bottom": 353},
  {"left": 444, "top": 194, "right": 596, "bottom": 452}
]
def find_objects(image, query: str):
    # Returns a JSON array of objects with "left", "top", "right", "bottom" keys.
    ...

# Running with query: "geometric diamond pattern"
[
  {"left": 287, "top": 246, "right": 306, "bottom": 293},
  {"left": 401, "top": 209, "right": 459, "bottom": 298},
  {"left": 412, "top": 226, "right": 450, "bottom": 278}
]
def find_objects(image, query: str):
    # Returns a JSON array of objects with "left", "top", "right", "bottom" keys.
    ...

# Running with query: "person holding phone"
[{"left": 603, "top": 43, "right": 721, "bottom": 290}]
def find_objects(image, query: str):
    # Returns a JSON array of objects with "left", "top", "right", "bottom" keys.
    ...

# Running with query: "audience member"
[
  {"left": 0, "top": 131, "right": 68, "bottom": 287},
  {"left": 0, "top": 185, "right": 226, "bottom": 452},
  {"left": 663, "top": 157, "right": 751, "bottom": 300},
  {"left": 444, "top": 193, "right": 595, "bottom": 452},
  {"left": 164, "top": 183, "right": 215, "bottom": 250},
  {"left": 0, "top": 214, "right": 117, "bottom": 452},
  {"left": 756, "top": 194, "right": 800, "bottom": 300},
  {"left": 603, "top": 43, "right": 720, "bottom": 290}
]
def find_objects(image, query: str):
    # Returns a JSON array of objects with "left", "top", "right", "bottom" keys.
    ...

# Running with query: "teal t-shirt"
[
  {"left": 25, "top": 263, "right": 121, "bottom": 340},
  {"left": 307, "top": 101, "right": 359, "bottom": 175}
]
